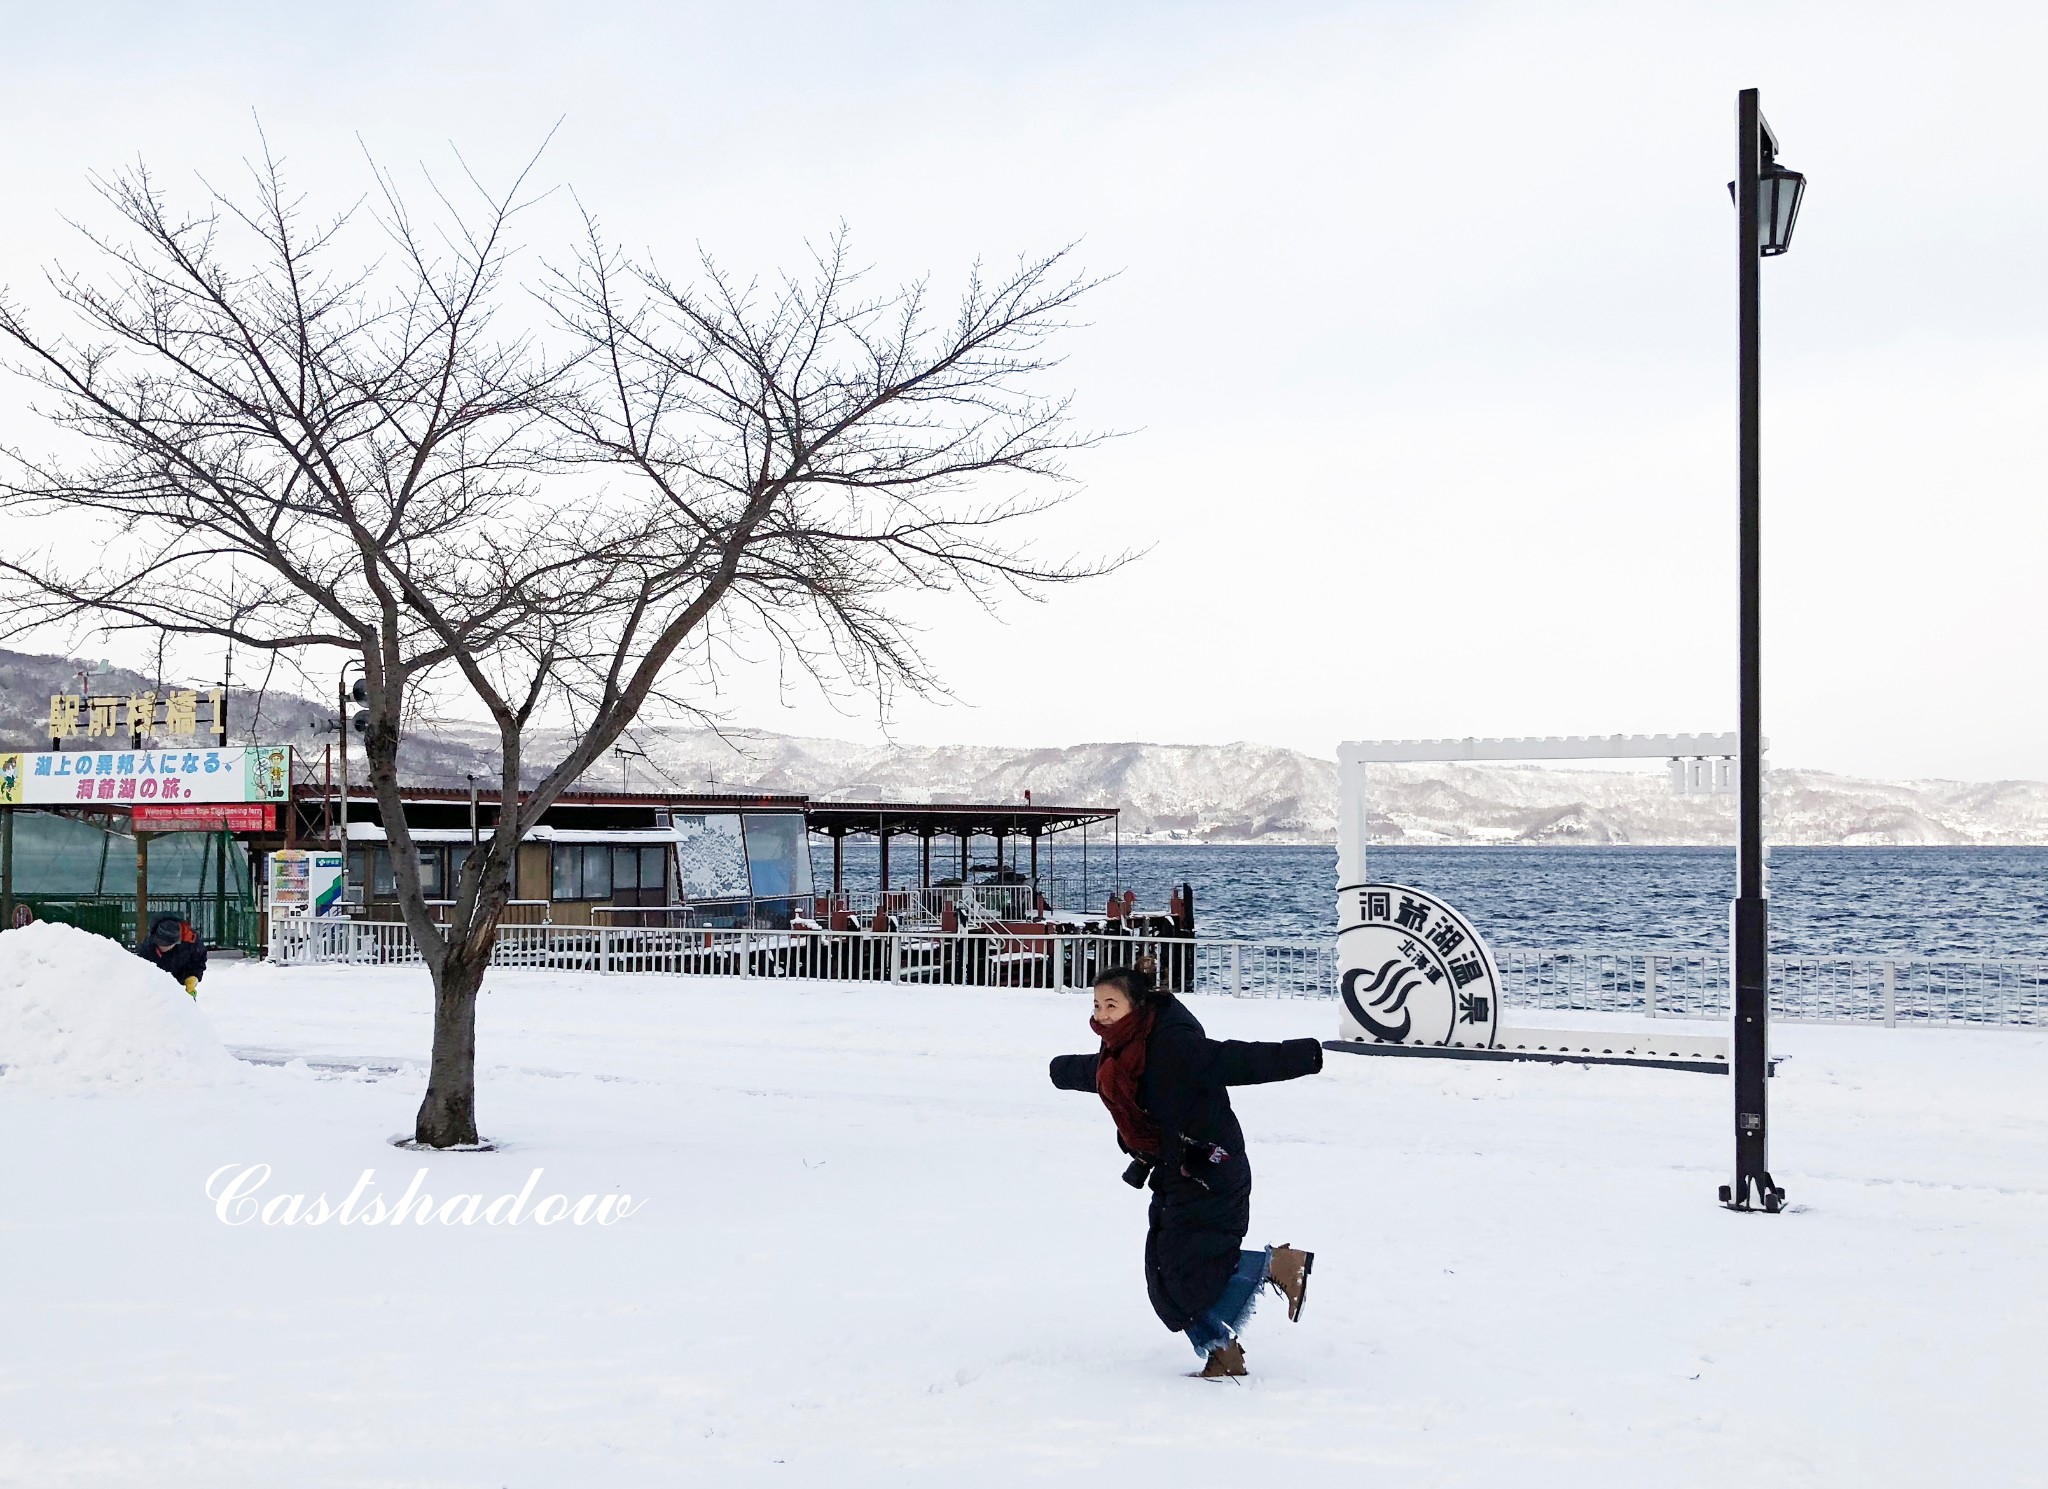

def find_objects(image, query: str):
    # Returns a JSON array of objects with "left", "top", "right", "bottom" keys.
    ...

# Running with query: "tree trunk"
[{"left": 414, "top": 949, "right": 488, "bottom": 1146}]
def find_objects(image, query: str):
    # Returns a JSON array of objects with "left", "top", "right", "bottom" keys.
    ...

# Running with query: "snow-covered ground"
[{"left": 3, "top": 956, "right": 2044, "bottom": 1487}]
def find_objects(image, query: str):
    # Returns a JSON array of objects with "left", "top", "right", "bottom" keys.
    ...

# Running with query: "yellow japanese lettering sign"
[{"left": 43, "top": 689, "right": 226, "bottom": 742}]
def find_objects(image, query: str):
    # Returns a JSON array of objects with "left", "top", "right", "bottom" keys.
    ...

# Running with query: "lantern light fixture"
[{"left": 1728, "top": 155, "right": 1807, "bottom": 256}]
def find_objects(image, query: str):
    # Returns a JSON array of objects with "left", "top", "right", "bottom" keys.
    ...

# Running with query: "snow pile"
[{"left": 0, "top": 920, "right": 244, "bottom": 1090}]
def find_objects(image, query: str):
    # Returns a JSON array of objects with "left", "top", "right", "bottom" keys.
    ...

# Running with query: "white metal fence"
[
  {"left": 584, "top": 885, "right": 1044, "bottom": 930},
  {"left": 270, "top": 921, "right": 1296, "bottom": 994},
  {"left": 266, "top": 920, "right": 2048, "bottom": 1028},
  {"left": 829, "top": 885, "right": 1040, "bottom": 924},
  {"left": 1493, "top": 948, "right": 2048, "bottom": 1027}
]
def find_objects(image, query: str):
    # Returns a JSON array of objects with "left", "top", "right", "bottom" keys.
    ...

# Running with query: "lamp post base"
[{"left": 1719, "top": 1174, "right": 1786, "bottom": 1213}]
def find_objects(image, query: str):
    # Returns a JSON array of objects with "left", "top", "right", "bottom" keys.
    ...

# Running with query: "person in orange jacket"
[{"left": 136, "top": 914, "right": 208, "bottom": 998}]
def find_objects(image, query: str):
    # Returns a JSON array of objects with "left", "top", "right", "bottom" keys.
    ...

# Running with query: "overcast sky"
[{"left": 2, "top": 1, "right": 2043, "bottom": 780}]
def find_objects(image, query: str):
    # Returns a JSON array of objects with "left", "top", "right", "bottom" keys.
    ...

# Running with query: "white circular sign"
[{"left": 1337, "top": 882, "right": 1502, "bottom": 1048}]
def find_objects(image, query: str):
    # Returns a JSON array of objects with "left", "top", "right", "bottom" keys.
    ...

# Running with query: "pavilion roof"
[{"left": 803, "top": 801, "right": 1116, "bottom": 838}]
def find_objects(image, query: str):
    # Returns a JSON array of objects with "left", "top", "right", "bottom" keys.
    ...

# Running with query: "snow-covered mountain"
[
  {"left": 8, "top": 648, "right": 2044, "bottom": 844},
  {"left": 561, "top": 731, "right": 2048, "bottom": 846}
]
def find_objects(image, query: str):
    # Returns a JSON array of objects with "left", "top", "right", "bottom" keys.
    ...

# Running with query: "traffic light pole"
[
  {"left": 1722, "top": 87, "right": 1784, "bottom": 1214},
  {"left": 336, "top": 664, "right": 364, "bottom": 901}
]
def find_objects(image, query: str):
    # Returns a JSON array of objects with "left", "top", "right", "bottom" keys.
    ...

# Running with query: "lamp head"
[
  {"left": 1726, "top": 155, "right": 1807, "bottom": 256},
  {"left": 1756, "top": 158, "right": 1806, "bottom": 256}
]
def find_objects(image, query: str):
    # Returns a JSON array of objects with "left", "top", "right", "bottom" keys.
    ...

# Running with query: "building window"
[
  {"left": 347, "top": 846, "right": 440, "bottom": 899},
  {"left": 581, "top": 843, "right": 612, "bottom": 899},
  {"left": 448, "top": 846, "right": 509, "bottom": 895},
  {"left": 639, "top": 845, "right": 667, "bottom": 899},
  {"left": 551, "top": 843, "right": 622, "bottom": 900},
  {"left": 742, "top": 813, "right": 812, "bottom": 899},
  {"left": 347, "top": 846, "right": 397, "bottom": 899},
  {"left": 601, "top": 845, "right": 670, "bottom": 906}
]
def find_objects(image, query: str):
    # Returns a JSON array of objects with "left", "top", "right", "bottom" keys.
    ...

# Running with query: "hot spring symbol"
[{"left": 1340, "top": 958, "right": 1429, "bottom": 1042}]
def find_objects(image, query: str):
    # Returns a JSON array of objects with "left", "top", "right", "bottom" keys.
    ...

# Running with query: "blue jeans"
[{"left": 1185, "top": 1248, "right": 1271, "bottom": 1357}]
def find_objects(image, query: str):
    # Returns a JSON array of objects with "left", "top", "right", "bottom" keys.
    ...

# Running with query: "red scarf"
[{"left": 1091, "top": 1003, "right": 1161, "bottom": 1157}]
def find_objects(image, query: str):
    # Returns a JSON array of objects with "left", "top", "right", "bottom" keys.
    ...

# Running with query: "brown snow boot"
[
  {"left": 1267, "top": 1244, "right": 1315, "bottom": 1322},
  {"left": 1193, "top": 1339, "right": 1248, "bottom": 1380}
]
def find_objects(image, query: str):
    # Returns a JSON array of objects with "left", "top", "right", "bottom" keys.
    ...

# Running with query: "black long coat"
[{"left": 1049, "top": 995, "right": 1322, "bottom": 1332}]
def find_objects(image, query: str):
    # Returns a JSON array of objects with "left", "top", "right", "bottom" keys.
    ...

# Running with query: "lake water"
[{"left": 812, "top": 841, "right": 2048, "bottom": 960}]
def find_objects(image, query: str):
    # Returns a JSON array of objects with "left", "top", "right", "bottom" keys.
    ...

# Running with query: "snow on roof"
[{"left": 337, "top": 824, "right": 683, "bottom": 845}]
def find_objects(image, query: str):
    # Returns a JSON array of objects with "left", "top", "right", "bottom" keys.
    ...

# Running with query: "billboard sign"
[
  {"left": 0, "top": 745, "right": 291, "bottom": 807},
  {"left": 133, "top": 803, "right": 278, "bottom": 833},
  {"left": 46, "top": 688, "right": 227, "bottom": 746},
  {"left": 674, "top": 813, "right": 751, "bottom": 899}
]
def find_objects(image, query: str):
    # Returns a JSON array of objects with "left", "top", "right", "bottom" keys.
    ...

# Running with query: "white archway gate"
[
  {"left": 1335, "top": 733, "right": 1745, "bottom": 887},
  {"left": 1329, "top": 733, "right": 1756, "bottom": 1071}
]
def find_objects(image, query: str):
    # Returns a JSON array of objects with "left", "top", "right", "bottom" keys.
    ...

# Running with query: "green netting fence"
[{"left": 3, "top": 809, "right": 260, "bottom": 953}]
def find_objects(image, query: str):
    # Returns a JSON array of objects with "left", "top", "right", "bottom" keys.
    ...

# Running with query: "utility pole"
[{"left": 2, "top": 807, "right": 13, "bottom": 930}]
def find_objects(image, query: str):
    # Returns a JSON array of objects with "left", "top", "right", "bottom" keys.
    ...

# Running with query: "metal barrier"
[
  {"left": 587, "top": 888, "right": 1148, "bottom": 931},
  {"left": 350, "top": 898, "right": 552, "bottom": 926},
  {"left": 1494, "top": 948, "right": 2048, "bottom": 1027},
  {"left": 821, "top": 885, "right": 1040, "bottom": 924},
  {"left": 19, "top": 893, "right": 265, "bottom": 955},
  {"left": 17, "top": 896, "right": 131, "bottom": 944},
  {"left": 271, "top": 922, "right": 1207, "bottom": 990},
  {"left": 261, "top": 921, "right": 2048, "bottom": 1029}
]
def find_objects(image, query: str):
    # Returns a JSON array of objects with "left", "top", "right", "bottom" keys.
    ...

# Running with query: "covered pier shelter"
[
  {"left": 279, "top": 777, "right": 1117, "bottom": 929},
  {"left": 805, "top": 800, "right": 1117, "bottom": 904}
]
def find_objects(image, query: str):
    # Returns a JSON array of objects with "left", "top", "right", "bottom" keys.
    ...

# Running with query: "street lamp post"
[{"left": 1722, "top": 88, "right": 1804, "bottom": 1214}]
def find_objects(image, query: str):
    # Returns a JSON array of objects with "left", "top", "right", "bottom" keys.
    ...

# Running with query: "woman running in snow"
[{"left": 1049, "top": 964, "right": 1324, "bottom": 1378}]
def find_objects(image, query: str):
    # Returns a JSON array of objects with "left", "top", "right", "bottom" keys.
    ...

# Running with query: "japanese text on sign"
[
  {"left": 1355, "top": 887, "right": 1496, "bottom": 1013},
  {"left": 45, "top": 689, "right": 224, "bottom": 743},
  {"left": 0, "top": 746, "right": 291, "bottom": 806}
]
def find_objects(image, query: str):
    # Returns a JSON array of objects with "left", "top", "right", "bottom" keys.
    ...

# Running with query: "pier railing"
[
  {"left": 1492, "top": 948, "right": 2048, "bottom": 1028},
  {"left": 586, "top": 885, "right": 1045, "bottom": 930},
  {"left": 265, "top": 921, "right": 2048, "bottom": 1028},
  {"left": 268, "top": 922, "right": 1310, "bottom": 994},
  {"left": 816, "top": 885, "right": 1039, "bottom": 926}
]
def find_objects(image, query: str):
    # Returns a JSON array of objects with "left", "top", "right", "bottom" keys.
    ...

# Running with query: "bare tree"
[{"left": 0, "top": 144, "right": 1110, "bottom": 1146}]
